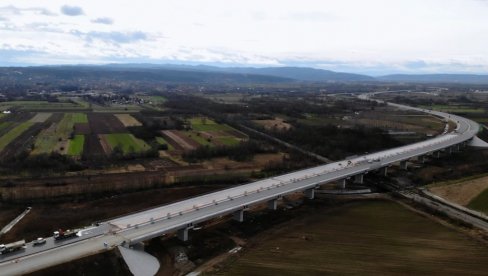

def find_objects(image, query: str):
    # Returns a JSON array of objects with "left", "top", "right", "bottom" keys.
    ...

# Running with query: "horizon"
[
  {"left": 3, "top": 62, "right": 488, "bottom": 78},
  {"left": 2, "top": 1, "right": 488, "bottom": 75}
]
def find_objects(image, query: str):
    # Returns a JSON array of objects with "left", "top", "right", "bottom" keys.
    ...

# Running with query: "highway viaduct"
[{"left": 0, "top": 94, "right": 483, "bottom": 276}]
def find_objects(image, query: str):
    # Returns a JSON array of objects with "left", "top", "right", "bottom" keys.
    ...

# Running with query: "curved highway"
[{"left": 0, "top": 94, "right": 481, "bottom": 275}]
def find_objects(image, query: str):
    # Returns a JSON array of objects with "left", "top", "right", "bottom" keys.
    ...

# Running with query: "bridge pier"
[
  {"left": 354, "top": 174, "right": 364, "bottom": 184},
  {"left": 267, "top": 199, "right": 278, "bottom": 210},
  {"left": 400, "top": 160, "right": 408, "bottom": 170},
  {"left": 177, "top": 228, "right": 189, "bottom": 242},
  {"left": 233, "top": 209, "right": 245, "bottom": 222},
  {"left": 433, "top": 151, "right": 441, "bottom": 158},
  {"left": 337, "top": 179, "right": 347, "bottom": 189},
  {"left": 417, "top": 155, "right": 426, "bottom": 163},
  {"left": 305, "top": 188, "right": 315, "bottom": 199},
  {"left": 380, "top": 167, "right": 388, "bottom": 176}
]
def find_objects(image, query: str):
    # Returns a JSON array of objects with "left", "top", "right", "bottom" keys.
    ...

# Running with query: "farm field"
[
  {"left": 33, "top": 113, "right": 87, "bottom": 154},
  {"left": 218, "top": 200, "right": 488, "bottom": 275},
  {"left": 0, "top": 121, "right": 34, "bottom": 151},
  {"left": 115, "top": 114, "right": 142, "bottom": 127},
  {"left": 182, "top": 131, "right": 213, "bottom": 146},
  {"left": 156, "top": 136, "right": 174, "bottom": 150},
  {"left": 88, "top": 113, "right": 126, "bottom": 134},
  {"left": 29, "top": 113, "right": 52, "bottom": 123},
  {"left": 420, "top": 105, "right": 486, "bottom": 114},
  {"left": 468, "top": 189, "right": 488, "bottom": 214},
  {"left": 428, "top": 174, "right": 488, "bottom": 207},
  {"left": 91, "top": 103, "right": 142, "bottom": 113},
  {"left": 102, "top": 133, "right": 150, "bottom": 154},
  {"left": 216, "top": 136, "right": 240, "bottom": 146},
  {"left": 0, "top": 101, "right": 88, "bottom": 111},
  {"left": 190, "top": 117, "right": 233, "bottom": 131},
  {"left": 161, "top": 130, "right": 199, "bottom": 151},
  {"left": 141, "top": 95, "right": 166, "bottom": 104},
  {"left": 68, "top": 135, "right": 85, "bottom": 156}
]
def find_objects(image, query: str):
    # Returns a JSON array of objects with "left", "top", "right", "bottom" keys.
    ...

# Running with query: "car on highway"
[{"left": 32, "top": 238, "right": 46, "bottom": 246}]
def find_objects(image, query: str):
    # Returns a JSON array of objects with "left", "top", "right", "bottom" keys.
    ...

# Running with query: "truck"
[
  {"left": 53, "top": 229, "right": 80, "bottom": 241},
  {"left": 0, "top": 240, "right": 25, "bottom": 255}
]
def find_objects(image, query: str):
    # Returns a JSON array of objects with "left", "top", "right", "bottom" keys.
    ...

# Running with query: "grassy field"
[
  {"left": 468, "top": 188, "right": 488, "bottom": 214},
  {"left": 0, "top": 122, "right": 12, "bottom": 132},
  {"left": 0, "top": 122, "right": 34, "bottom": 151},
  {"left": 68, "top": 135, "right": 84, "bottom": 156},
  {"left": 218, "top": 200, "right": 488, "bottom": 275},
  {"left": 156, "top": 136, "right": 174, "bottom": 150},
  {"left": 91, "top": 103, "right": 142, "bottom": 113},
  {"left": 29, "top": 113, "right": 52, "bottom": 123},
  {"left": 105, "top": 133, "right": 149, "bottom": 154},
  {"left": 190, "top": 117, "right": 233, "bottom": 131},
  {"left": 0, "top": 101, "right": 88, "bottom": 111},
  {"left": 33, "top": 113, "right": 88, "bottom": 154},
  {"left": 183, "top": 131, "right": 213, "bottom": 146},
  {"left": 421, "top": 105, "right": 485, "bottom": 114},
  {"left": 217, "top": 136, "right": 240, "bottom": 146},
  {"left": 142, "top": 95, "right": 166, "bottom": 104}
]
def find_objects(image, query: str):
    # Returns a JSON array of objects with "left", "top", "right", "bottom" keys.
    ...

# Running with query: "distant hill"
[
  {"left": 217, "top": 67, "right": 375, "bottom": 82},
  {"left": 2, "top": 64, "right": 488, "bottom": 85},
  {"left": 103, "top": 64, "right": 376, "bottom": 82},
  {"left": 0, "top": 66, "right": 293, "bottom": 84},
  {"left": 378, "top": 74, "right": 488, "bottom": 84}
]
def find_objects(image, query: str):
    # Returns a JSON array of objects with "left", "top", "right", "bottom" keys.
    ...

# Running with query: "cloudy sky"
[{"left": 1, "top": 0, "right": 488, "bottom": 75}]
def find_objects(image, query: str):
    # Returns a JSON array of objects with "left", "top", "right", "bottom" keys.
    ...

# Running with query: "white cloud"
[
  {"left": 0, "top": 0, "right": 487, "bottom": 73},
  {"left": 60, "top": 5, "right": 83, "bottom": 16},
  {"left": 91, "top": 17, "right": 113, "bottom": 25}
]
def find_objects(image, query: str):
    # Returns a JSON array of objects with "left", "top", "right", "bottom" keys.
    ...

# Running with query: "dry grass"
[
  {"left": 29, "top": 113, "right": 52, "bottom": 123},
  {"left": 429, "top": 175, "right": 488, "bottom": 206},
  {"left": 217, "top": 200, "right": 488, "bottom": 275},
  {"left": 115, "top": 114, "right": 142, "bottom": 127},
  {"left": 253, "top": 117, "right": 291, "bottom": 131}
]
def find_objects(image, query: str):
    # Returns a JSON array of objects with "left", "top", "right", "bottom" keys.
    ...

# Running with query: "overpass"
[{"left": 0, "top": 94, "right": 483, "bottom": 275}]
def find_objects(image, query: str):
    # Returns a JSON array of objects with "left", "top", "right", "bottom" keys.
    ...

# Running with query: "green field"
[
  {"left": 183, "top": 131, "right": 213, "bottom": 146},
  {"left": 91, "top": 104, "right": 142, "bottom": 113},
  {"left": 0, "top": 100, "right": 88, "bottom": 111},
  {"left": 218, "top": 200, "right": 488, "bottom": 275},
  {"left": 190, "top": 117, "right": 233, "bottom": 131},
  {"left": 33, "top": 113, "right": 88, "bottom": 154},
  {"left": 56, "top": 113, "right": 87, "bottom": 135},
  {"left": 142, "top": 95, "right": 166, "bottom": 104},
  {"left": 105, "top": 133, "right": 150, "bottom": 154},
  {"left": 0, "top": 122, "right": 34, "bottom": 151},
  {"left": 217, "top": 136, "right": 240, "bottom": 146},
  {"left": 468, "top": 188, "right": 488, "bottom": 214},
  {"left": 0, "top": 122, "right": 13, "bottom": 132},
  {"left": 421, "top": 105, "right": 485, "bottom": 114},
  {"left": 68, "top": 135, "right": 85, "bottom": 156},
  {"left": 156, "top": 136, "right": 174, "bottom": 150}
]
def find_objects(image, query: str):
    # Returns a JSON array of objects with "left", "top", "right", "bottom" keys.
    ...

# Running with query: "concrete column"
[
  {"left": 177, "top": 228, "right": 189, "bottom": 242},
  {"left": 417, "top": 155, "right": 425, "bottom": 163},
  {"left": 354, "top": 174, "right": 364, "bottom": 184},
  {"left": 337, "top": 179, "right": 346, "bottom": 189},
  {"left": 267, "top": 199, "right": 278, "bottom": 210},
  {"left": 380, "top": 167, "right": 388, "bottom": 176},
  {"left": 400, "top": 160, "right": 408, "bottom": 170},
  {"left": 433, "top": 151, "right": 441, "bottom": 158},
  {"left": 448, "top": 147, "right": 453, "bottom": 154},
  {"left": 305, "top": 188, "right": 315, "bottom": 199},
  {"left": 233, "top": 209, "right": 244, "bottom": 222},
  {"left": 455, "top": 144, "right": 461, "bottom": 151}
]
